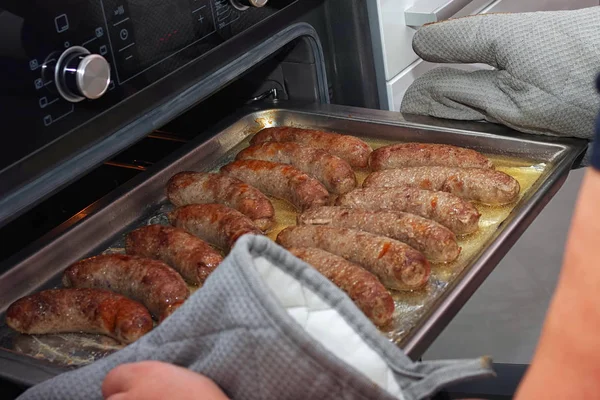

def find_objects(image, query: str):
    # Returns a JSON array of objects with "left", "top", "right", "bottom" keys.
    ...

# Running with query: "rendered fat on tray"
[{"left": 2, "top": 125, "right": 545, "bottom": 364}]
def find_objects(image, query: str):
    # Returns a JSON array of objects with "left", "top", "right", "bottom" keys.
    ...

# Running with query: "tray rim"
[{"left": 0, "top": 102, "right": 588, "bottom": 386}]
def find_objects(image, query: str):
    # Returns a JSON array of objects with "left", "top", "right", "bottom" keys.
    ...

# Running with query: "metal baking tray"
[{"left": 0, "top": 102, "right": 587, "bottom": 386}]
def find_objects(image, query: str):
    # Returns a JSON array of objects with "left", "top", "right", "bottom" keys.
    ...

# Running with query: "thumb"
[{"left": 412, "top": 12, "right": 528, "bottom": 68}]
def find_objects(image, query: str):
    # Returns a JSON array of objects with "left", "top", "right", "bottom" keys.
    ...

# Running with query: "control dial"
[
  {"left": 230, "top": 0, "right": 268, "bottom": 10},
  {"left": 54, "top": 46, "right": 111, "bottom": 103}
]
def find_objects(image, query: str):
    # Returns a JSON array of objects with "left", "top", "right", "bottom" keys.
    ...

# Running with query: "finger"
[
  {"left": 101, "top": 362, "right": 149, "bottom": 399},
  {"left": 412, "top": 12, "right": 518, "bottom": 67},
  {"left": 104, "top": 394, "right": 128, "bottom": 400},
  {"left": 102, "top": 361, "right": 230, "bottom": 400}
]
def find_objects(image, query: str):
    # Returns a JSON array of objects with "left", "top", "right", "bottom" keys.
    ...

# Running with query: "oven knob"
[
  {"left": 55, "top": 46, "right": 111, "bottom": 103},
  {"left": 230, "top": 0, "right": 268, "bottom": 9}
]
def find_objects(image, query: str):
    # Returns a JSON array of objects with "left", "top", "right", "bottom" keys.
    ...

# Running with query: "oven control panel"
[{"left": 0, "top": 0, "right": 292, "bottom": 174}]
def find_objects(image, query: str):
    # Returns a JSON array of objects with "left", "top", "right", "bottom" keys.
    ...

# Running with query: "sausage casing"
[
  {"left": 166, "top": 171, "right": 275, "bottom": 231},
  {"left": 277, "top": 226, "right": 430, "bottom": 291},
  {"left": 62, "top": 254, "right": 189, "bottom": 321},
  {"left": 221, "top": 160, "right": 329, "bottom": 211},
  {"left": 363, "top": 166, "right": 520, "bottom": 205},
  {"left": 168, "top": 204, "right": 262, "bottom": 251},
  {"left": 250, "top": 126, "right": 372, "bottom": 168},
  {"left": 369, "top": 143, "right": 494, "bottom": 170},
  {"left": 126, "top": 224, "right": 223, "bottom": 285},
  {"left": 288, "top": 247, "right": 394, "bottom": 327},
  {"left": 6, "top": 288, "right": 153, "bottom": 344},
  {"left": 236, "top": 142, "right": 357, "bottom": 194},
  {"left": 298, "top": 207, "right": 460, "bottom": 263},
  {"left": 336, "top": 187, "right": 480, "bottom": 235}
]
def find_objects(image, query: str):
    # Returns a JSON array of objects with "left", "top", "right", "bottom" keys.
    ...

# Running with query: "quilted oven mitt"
[
  {"left": 400, "top": 7, "right": 600, "bottom": 166},
  {"left": 17, "top": 235, "right": 493, "bottom": 400}
]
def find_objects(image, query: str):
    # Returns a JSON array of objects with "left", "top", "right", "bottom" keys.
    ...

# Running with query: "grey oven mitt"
[
  {"left": 17, "top": 235, "right": 494, "bottom": 400},
  {"left": 400, "top": 7, "right": 600, "bottom": 166}
]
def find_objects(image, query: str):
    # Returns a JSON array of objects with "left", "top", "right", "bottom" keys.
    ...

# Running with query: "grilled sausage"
[
  {"left": 288, "top": 248, "right": 394, "bottom": 326},
  {"left": 336, "top": 187, "right": 480, "bottom": 235},
  {"left": 126, "top": 225, "right": 223, "bottom": 285},
  {"left": 221, "top": 160, "right": 329, "bottom": 211},
  {"left": 369, "top": 143, "right": 494, "bottom": 170},
  {"left": 6, "top": 288, "right": 153, "bottom": 344},
  {"left": 62, "top": 255, "right": 189, "bottom": 322},
  {"left": 236, "top": 142, "right": 357, "bottom": 194},
  {"left": 298, "top": 207, "right": 460, "bottom": 263},
  {"left": 169, "top": 204, "right": 262, "bottom": 251},
  {"left": 250, "top": 126, "right": 372, "bottom": 168},
  {"left": 166, "top": 172, "right": 275, "bottom": 231},
  {"left": 363, "top": 166, "right": 520, "bottom": 205},
  {"left": 277, "top": 226, "right": 430, "bottom": 291}
]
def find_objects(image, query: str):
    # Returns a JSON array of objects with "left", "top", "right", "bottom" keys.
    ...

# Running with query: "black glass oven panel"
[{"left": 0, "top": 0, "right": 293, "bottom": 173}]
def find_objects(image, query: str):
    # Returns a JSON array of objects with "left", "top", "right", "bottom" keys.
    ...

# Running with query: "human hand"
[
  {"left": 102, "top": 361, "right": 229, "bottom": 400},
  {"left": 514, "top": 77, "right": 600, "bottom": 399},
  {"left": 401, "top": 7, "right": 600, "bottom": 165}
]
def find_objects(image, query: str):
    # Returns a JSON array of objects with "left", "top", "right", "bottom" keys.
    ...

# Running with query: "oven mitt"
[
  {"left": 400, "top": 7, "right": 600, "bottom": 167},
  {"left": 17, "top": 235, "right": 494, "bottom": 400}
]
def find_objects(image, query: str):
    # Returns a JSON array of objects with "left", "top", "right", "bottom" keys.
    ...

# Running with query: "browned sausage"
[
  {"left": 336, "top": 187, "right": 480, "bottom": 235},
  {"left": 288, "top": 248, "right": 394, "bottom": 327},
  {"left": 369, "top": 143, "right": 494, "bottom": 171},
  {"left": 125, "top": 225, "right": 223, "bottom": 285},
  {"left": 168, "top": 204, "right": 262, "bottom": 251},
  {"left": 236, "top": 142, "right": 357, "bottom": 194},
  {"left": 277, "top": 226, "right": 430, "bottom": 291},
  {"left": 6, "top": 288, "right": 153, "bottom": 344},
  {"left": 298, "top": 207, "right": 460, "bottom": 263},
  {"left": 363, "top": 167, "right": 520, "bottom": 205},
  {"left": 250, "top": 126, "right": 372, "bottom": 168},
  {"left": 166, "top": 172, "right": 275, "bottom": 231},
  {"left": 220, "top": 160, "right": 329, "bottom": 211},
  {"left": 62, "top": 255, "right": 189, "bottom": 322}
]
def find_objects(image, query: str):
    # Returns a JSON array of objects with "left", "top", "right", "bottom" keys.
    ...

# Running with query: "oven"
[
  {"left": 0, "top": 0, "right": 588, "bottom": 397},
  {"left": 366, "top": 0, "right": 600, "bottom": 111}
]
